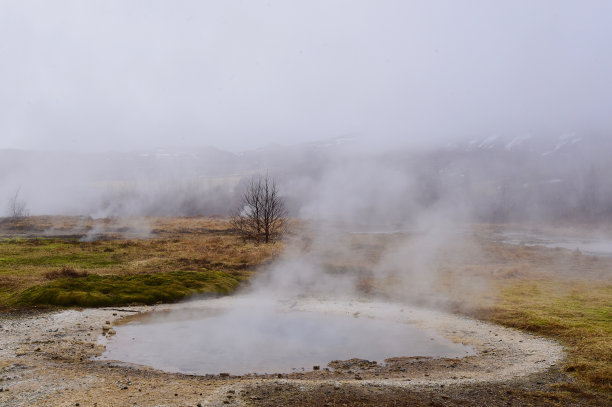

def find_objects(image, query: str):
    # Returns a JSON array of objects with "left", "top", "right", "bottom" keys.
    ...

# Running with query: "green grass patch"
[
  {"left": 0, "top": 253, "right": 120, "bottom": 268},
  {"left": 12, "top": 270, "right": 241, "bottom": 307}
]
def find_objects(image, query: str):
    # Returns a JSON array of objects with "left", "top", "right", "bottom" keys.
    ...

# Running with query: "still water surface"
[{"left": 99, "top": 306, "right": 472, "bottom": 375}]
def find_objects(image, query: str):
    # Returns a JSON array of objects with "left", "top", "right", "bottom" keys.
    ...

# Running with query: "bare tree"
[
  {"left": 7, "top": 187, "right": 29, "bottom": 221},
  {"left": 231, "top": 175, "right": 287, "bottom": 243}
]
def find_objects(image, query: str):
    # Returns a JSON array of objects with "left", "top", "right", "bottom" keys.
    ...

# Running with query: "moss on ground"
[{"left": 12, "top": 270, "right": 241, "bottom": 307}]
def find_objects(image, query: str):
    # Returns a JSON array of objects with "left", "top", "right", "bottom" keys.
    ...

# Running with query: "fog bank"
[{"left": 2, "top": 135, "right": 611, "bottom": 224}]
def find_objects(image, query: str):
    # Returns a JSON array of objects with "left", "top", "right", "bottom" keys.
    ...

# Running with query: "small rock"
[
  {"left": 219, "top": 373, "right": 230, "bottom": 377},
  {"left": 174, "top": 393, "right": 178, "bottom": 396},
  {"left": 197, "top": 403, "right": 203, "bottom": 407},
  {"left": 313, "top": 365, "right": 320, "bottom": 370},
  {"left": 105, "top": 321, "right": 110, "bottom": 325},
  {"left": 227, "top": 390, "right": 235, "bottom": 394}
]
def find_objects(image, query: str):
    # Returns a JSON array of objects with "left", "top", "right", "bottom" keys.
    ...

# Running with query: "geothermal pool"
[{"left": 99, "top": 301, "right": 473, "bottom": 375}]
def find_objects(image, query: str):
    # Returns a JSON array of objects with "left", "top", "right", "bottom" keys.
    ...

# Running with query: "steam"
[
  {"left": 2, "top": 135, "right": 610, "bottom": 307},
  {"left": 78, "top": 217, "right": 152, "bottom": 242}
]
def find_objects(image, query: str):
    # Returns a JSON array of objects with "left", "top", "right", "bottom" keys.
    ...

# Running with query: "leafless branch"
[{"left": 7, "top": 187, "right": 29, "bottom": 221}]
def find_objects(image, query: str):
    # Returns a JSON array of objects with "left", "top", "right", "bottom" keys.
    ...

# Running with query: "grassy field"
[{"left": 0, "top": 217, "right": 282, "bottom": 308}]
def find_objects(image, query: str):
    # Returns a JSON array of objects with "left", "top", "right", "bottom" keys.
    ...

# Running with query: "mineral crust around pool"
[
  {"left": 95, "top": 297, "right": 563, "bottom": 382},
  {"left": 0, "top": 296, "right": 565, "bottom": 406}
]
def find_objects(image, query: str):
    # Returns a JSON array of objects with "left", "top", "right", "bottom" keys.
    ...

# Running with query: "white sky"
[{"left": 1, "top": 0, "right": 611, "bottom": 152}]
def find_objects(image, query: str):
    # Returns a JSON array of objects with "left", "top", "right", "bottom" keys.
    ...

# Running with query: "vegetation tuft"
[
  {"left": 44, "top": 265, "right": 89, "bottom": 280},
  {"left": 14, "top": 270, "right": 241, "bottom": 307}
]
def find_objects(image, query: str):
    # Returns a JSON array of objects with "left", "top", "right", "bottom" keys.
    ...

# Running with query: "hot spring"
[{"left": 98, "top": 298, "right": 473, "bottom": 375}]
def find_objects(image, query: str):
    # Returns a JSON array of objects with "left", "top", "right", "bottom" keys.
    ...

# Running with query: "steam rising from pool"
[{"left": 99, "top": 298, "right": 473, "bottom": 375}]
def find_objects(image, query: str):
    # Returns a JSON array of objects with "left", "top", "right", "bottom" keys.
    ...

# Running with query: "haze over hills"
[{"left": 1, "top": 134, "right": 611, "bottom": 222}]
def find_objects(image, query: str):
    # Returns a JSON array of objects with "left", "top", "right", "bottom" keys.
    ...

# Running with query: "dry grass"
[
  {"left": 44, "top": 265, "right": 89, "bottom": 280},
  {"left": 0, "top": 216, "right": 283, "bottom": 307}
]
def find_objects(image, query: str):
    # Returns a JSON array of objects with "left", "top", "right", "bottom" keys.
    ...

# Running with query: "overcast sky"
[{"left": 1, "top": 0, "right": 611, "bottom": 153}]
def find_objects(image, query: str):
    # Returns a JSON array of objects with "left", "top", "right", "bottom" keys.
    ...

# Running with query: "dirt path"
[{"left": 0, "top": 297, "right": 564, "bottom": 406}]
